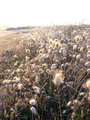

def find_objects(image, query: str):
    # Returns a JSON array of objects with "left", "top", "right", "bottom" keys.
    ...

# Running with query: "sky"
[{"left": 0, "top": 0, "right": 90, "bottom": 27}]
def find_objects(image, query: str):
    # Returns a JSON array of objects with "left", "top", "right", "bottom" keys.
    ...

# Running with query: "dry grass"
[
  {"left": 0, "top": 25, "right": 90, "bottom": 120},
  {"left": 0, "top": 33, "right": 21, "bottom": 52}
]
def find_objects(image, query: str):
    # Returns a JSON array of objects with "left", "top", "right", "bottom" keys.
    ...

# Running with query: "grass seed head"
[
  {"left": 86, "top": 79, "right": 90, "bottom": 90},
  {"left": 29, "top": 99, "right": 36, "bottom": 106},
  {"left": 53, "top": 69, "right": 64, "bottom": 86},
  {"left": 25, "top": 49, "right": 30, "bottom": 53},
  {"left": 17, "top": 83, "right": 23, "bottom": 90},
  {"left": 30, "top": 107, "right": 37, "bottom": 115}
]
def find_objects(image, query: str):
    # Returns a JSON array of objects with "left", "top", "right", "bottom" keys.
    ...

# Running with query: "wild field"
[{"left": 0, "top": 25, "right": 90, "bottom": 120}]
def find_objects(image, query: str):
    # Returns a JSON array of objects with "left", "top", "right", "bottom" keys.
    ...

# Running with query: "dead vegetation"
[{"left": 0, "top": 25, "right": 90, "bottom": 120}]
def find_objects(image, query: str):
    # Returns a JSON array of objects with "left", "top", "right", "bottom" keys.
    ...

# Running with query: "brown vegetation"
[{"left": 0, "top": 25, "right": 90, "bottom": 120}]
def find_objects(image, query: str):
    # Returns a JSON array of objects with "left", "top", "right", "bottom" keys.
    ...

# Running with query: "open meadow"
[{"left": 0, "top": 25, "right": 90, "bottom": 120}]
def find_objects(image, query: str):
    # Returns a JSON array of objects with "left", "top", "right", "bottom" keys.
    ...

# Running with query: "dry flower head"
[{"left": 53, "top": 69, "right": 64, "bottom": 86}]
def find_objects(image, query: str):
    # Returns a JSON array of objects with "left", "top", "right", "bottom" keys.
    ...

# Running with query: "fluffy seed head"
[
  {"left": 85, "top": 61, "right": 90, "bottom": 67},
  {"left": 13, "top": 77, "right": 20, "bottom": 83},
  {"left": 87, "top": 54, "right": 90, "bottom": 60},
  {"left": 10, "top": 108, "right": 15, "bottom": 112},
  {"left": 73, "top": 45, "right": 77, "bottom": 50},
  {"left": 73, "top": 100, "right": 81, "bottom": 106},
  {"left": 80, "top": 46, "right": 84, "bottom": 52},
  {"left": 17, "top": 83, "right": 23, "bottom": 90},
  {"left": 75, "top": 35, "right": 81, "bottom": 42},
  {"left": 67, "top": 101, "right": 72, "bottom": 107},
  {"left": 29, "top": 99, "right": 36, "bottom": 106},
  {"left": 30, "top": 107, "right": 37, "bottom": 115},
  {"left": 14, "top": 61, "right": 19, "bottom": 66},
  {"left": 2, "top": 79, "right": 11, "bottom": 84},
  {"left": 25, "top": 49, "right": 30, "bottom": 53},
  {"left": 86, "top": 79, "right": 90, "bottom": 90},
  {"left": 13, "top": 54, "right": 18, "bottom": 58},
  {"left": 33, "top": 86, "right": 40, "bottom": 94},
  {"left": 25, "top": 56, "right": 29, "bottom": 62},
  {"left": 87, "top": 69, "right": 90, "bottom": 74},
  {"left": 53, "top": 70, "right": 64, "bottom": 86}
]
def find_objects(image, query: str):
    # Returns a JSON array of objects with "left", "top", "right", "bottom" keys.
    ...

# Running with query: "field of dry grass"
[
  {"left": 0, "top": 25, "right": 90, "bottom": 120},
  {"left": 0, "top": 32, "right": 21, "bottom": 52}
]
